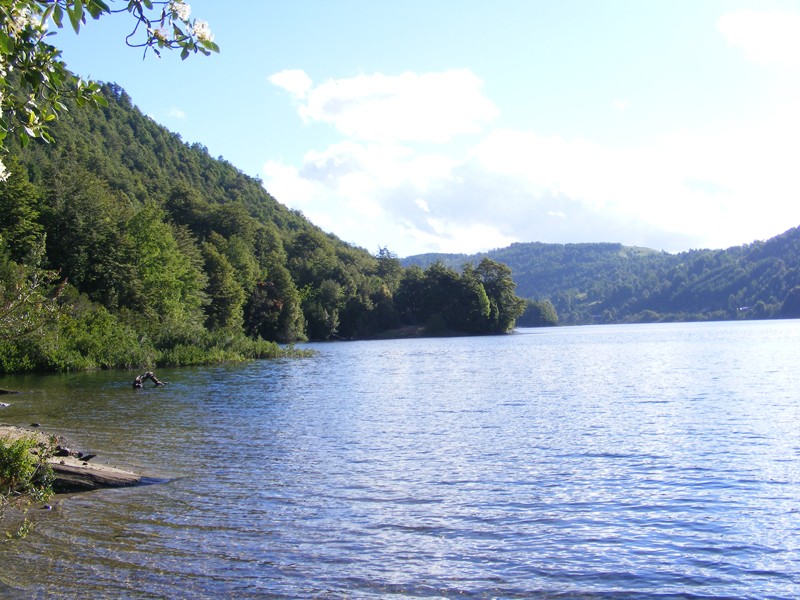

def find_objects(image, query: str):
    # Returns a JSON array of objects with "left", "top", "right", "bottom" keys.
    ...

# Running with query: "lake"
[{"left": 1, "top": 320, "right": 799, "bottom": 599}]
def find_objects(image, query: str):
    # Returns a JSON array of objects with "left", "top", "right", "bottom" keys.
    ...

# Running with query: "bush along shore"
[{"left": 0, "top": 424, "right": 142, "bottom": 539}]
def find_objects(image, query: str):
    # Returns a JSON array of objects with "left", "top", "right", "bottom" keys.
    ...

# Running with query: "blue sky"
[{"left": 51, "top": 0, "right": 800, "bottom": 257}]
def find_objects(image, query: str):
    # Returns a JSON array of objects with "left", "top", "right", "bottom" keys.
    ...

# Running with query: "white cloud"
[
  {"left": 263, "top": 66, "right": 800, "bottom": 257},
  {"left": 611, "top": 99, "right": 630, "bottom": 111},
  {"left": 719, "top": 10, "right": 800, "bottom": 66},
  {"left": 269, "top": 69, "right": 314, "bottom": 98},
  {"left": 262, "top": 160, "right": 318, "bottom": 207},
  {"left": 270, "top": 68, "right": 499, "bottom": 143},
  {"left": 414, "top": 219, "right": 518, "bottom": 254},
  {"left": 167, "top": 106, "right": 186, "bottom": 119}
]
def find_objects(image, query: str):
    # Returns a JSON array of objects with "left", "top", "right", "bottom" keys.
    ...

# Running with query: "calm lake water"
[{"left": 1, "top": 320, "right": 799, "bottom": 599}]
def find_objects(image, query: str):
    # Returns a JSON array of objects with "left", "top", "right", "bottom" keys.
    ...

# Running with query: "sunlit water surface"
[{"left": 1, "top": 321, "right": 799, "bottom": 599}]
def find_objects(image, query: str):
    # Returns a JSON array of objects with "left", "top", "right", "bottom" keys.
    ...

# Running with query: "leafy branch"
[{"left": 0, "top": 1, "right": 217, "bottom": 176}]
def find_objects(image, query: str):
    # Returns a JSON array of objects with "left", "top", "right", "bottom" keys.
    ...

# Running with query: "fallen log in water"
[{"left": 133, "top": 371, "right": 168, "bottom": 388}]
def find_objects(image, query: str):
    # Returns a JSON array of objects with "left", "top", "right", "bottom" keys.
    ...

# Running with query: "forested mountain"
[
  {"left": 0, "top": 83, "right": 525, "bottom": 373},
  {"left": 405, "top": 230, "right": 800, "bottom": 325}
]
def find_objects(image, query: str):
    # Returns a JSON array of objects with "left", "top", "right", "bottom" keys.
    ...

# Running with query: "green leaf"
[
  {"left": 53, "top": 4, "right": 64, "bottom": 27},
  {"left": 67, "top": 5, "right": 83, "bottom": 34},
  {"left": 67, "top": 9, "right": 81, "bottom": 33},
  {"left": 86, "top": 0, "right": 111, "bottom": 18},
  {"left": 41, "top": 5, "right": 55, "bottom": 26},
  {"left": 199, "top": 40, "right": 220, "bottom": 53},
  {"left": 0, "top": 30, "right": 12, "bottom": 54},
  {"left": 50, "top": 69, "right": 64, "bottom": 88}
]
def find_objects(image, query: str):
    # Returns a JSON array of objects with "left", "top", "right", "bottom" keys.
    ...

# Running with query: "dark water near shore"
[{"left": 1, "top": 321, "right": 799, "bottom": 598}]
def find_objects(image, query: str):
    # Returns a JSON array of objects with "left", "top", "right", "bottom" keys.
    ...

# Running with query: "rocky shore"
[{"left": 0, "top": 425, "right": 142, "bottom": 493}]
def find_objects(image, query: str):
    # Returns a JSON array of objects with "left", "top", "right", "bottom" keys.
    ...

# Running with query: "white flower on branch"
[
  {"left": 189, "top": 19, "right": 213, "bottom": 43},
  {"left": 168, "top": 0, "right": 191, "bottom": 22}
]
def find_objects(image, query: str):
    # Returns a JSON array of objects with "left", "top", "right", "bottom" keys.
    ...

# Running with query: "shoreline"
[{"left": 0, "top": 425, "right": 142, "bottom": 492}]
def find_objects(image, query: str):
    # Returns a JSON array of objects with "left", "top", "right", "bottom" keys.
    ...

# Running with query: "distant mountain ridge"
[{"left": 403, "top": 228, "right": 800, "bottom": 324}]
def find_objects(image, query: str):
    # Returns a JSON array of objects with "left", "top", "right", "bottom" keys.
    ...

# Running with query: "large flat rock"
[{"left": 49, "top": 456, "right": 142, "bottom": 492}]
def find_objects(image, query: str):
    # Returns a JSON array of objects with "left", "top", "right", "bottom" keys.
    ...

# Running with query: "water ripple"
[{"left": 1, "top": 321, "right": 800, "bottom": 598}]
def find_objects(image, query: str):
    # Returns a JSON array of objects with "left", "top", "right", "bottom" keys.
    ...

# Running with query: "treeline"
[
  {"left": 405, "top": 231, "right": 800, "bottom": 325},
  {"left": 0, "top": 83, "right": 526, "bottom": 373}
]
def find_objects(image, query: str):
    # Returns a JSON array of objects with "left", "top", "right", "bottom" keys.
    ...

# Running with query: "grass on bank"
[{"left": 0, "top": 309, "right": 314, "bottom": 374}]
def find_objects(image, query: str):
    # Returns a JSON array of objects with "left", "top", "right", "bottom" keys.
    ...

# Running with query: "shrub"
[{"left": 0, "top": 435, "right": 53, "bottom": 500}]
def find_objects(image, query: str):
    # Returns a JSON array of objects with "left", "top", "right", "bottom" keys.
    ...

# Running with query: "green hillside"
[
  {"left": 404, "top": 230, "right": 800, "bottom": 325},
  {"left": 0, "top": 83, "right": 525, "bottom": 372}
]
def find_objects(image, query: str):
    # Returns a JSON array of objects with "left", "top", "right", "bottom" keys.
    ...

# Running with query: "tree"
[
  {"left": 376, "top": 246, "right": 403, "bottom": 291},
  {"left": 0, "top": 157, "right": 42, "bottom": 262},
  {"left": 244, "top": 259, "right": 305, "bottom": 343},
  {"left": 475, "top": 258, "right": 526, "bottom": 332},
  {"left": 518, "top": 299, "right": 559, "bottom": 327},
  {"left": 394, "top": 265, "right": 425, "bottom": 324},
  {"left": 0, "top": 237, "right": 63, "bottom": 342},
  {"left": 779, "top": 286, "right": 800, "bottom": 319},
  {"left": 458, "top": 263, "right": 491, "bottom": 332},
  {"left": 0, "top": 160, "right": 63, "bottom": 345},
  {"left": 0, "top": 0, "right": 217, "bottom": 178},
  {"left": 126, "top": 202, "right": 207, "bottom": 328},
  {"left": 202, "top": 239, "right": 244, "bottom": 331},
  {"left": 303, "top": 279, "right": 342, "bottom": 340},
  {"left": 40, "top": 158, "right": 134, "bottom": 307}
]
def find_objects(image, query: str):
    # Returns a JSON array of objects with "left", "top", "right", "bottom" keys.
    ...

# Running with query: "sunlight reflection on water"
[{"left": 1, "top": 321, "right": 800, "bottom": 598}]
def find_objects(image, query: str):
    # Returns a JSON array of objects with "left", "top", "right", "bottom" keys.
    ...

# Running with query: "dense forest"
[
  {"left": 405, "top": 230, "right": 800, "bottom": 325},
  {"left": 0, "top": 83, "right": 526, "bottom": 373}
]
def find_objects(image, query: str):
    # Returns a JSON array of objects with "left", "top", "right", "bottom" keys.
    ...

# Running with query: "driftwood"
[{"left": 133, "top": 371, "right": 168, "bottom": 388}]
